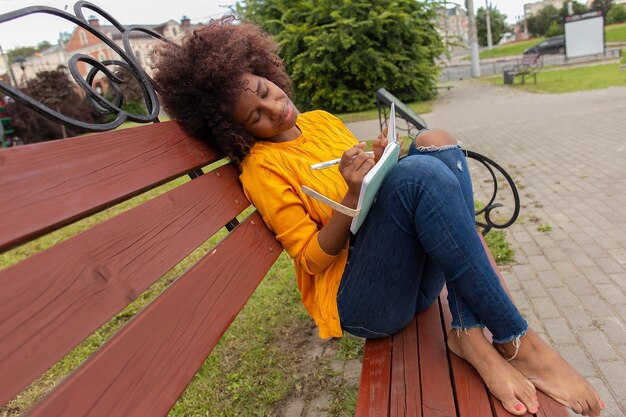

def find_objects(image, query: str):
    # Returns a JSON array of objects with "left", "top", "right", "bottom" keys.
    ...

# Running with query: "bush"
[
  {"left": 607, "top": 4, "right": 626, "bottom": 24},
  {"left": 239, "top": 0, "right": 443, "bottom": 113},
  {"left": 546, "top": 21, "right": 564, "bottom": 37},
  {"left": 5, "top": 67, "right": 103, "bottom": 143}
]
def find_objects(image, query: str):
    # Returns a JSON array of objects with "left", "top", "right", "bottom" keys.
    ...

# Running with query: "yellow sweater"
[{"left": 239, "top": 110, "right": 358, "bottom": 338}]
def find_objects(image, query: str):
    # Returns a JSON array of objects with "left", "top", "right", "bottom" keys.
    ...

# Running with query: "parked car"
[{"left": 523, "top": 36, "right": 565, "bottom": 55}]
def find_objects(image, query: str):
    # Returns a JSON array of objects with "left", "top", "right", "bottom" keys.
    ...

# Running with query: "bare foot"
[
  {"left": 495, "top": 328, "right": 603, "bottom": 416},
  {"left": 447, "top": 328, "right": 539, "bottom": 415}
]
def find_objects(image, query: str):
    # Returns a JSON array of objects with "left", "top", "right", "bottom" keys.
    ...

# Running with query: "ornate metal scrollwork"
[
  {"left": 376, "top": 88, "right": 520, "bottom": 235},
  {"left": 0, "top": 1, "right": 172, "bottom": 131}
]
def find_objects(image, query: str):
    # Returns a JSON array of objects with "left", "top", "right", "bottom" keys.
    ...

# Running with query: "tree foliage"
[
  {"left": 5, "top": 67, "right": 102, "bottom": 144},
  {"left": 559, "top": 1, "right": 588, "bottom": 20},
  {"left": 7, "top": 41, "right": 53, "bottom": 64},
  {"left": 606, "top": 3, "right": 626, "bottom": 23},
  {"left": 238, "top": 0, "right": 443, "bottom": 112},
  {"left": 526, "top": 5, "right": 560, "bottom": 37},
  {"left": 591, "top": 0, "right": 613, "bottom": 16},
  {"left": 476, "top": 6, "right": 507, "bottom": 46}
]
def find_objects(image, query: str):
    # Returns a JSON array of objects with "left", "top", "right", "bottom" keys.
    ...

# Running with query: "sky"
[{"left": 0, "top": 0, "right": 529, "bottom": 52}]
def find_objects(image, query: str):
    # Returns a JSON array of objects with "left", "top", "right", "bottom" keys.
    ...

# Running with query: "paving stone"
[
  {"left": 343, "top": 359, "right": 362, "bottom": 385},
  {"left": 520, "top": 278, "right": 547, "bottom": 298},
  {"left": 548, "top": 287, "right": 580, "bottom": 308},
  {"left": 562, "top": 305, "right": 595, "bottom": 331},
  {"left": 595, "top": 283, "right": 626, "bottom": 307},
  {"left": 593, "top": 317, "right": 626, "bottom": 347},
  {"left": 595, "top": 257, "right": 626, "bottom": 276},
  {"left": 579, "top": 266, "right": 611, "bottom": 285},
  {"left": 283, "top": 398, "right": 305, "bottom": 417},
  {"left": 597, "top": 360, "right": 626, "bottom": 398},
  {"left": 511, "top": 264, "right": 537, "bottom": 282},
  {"left": 566, "top": 275, "right": 596, "bottom": 297},
  {"left": 510, "top": 289, "right": 532, "bottom": 314},
  {"left": 536, "top": 269, "right": 564, "bottom": 289},
  {"left": 543, "top": 317, "right": 577, "bottom": 345},
  {"left": 580, "top": 294, "right": 615, "bottom": 319},
  {"left": 556, "top": 344, "right": 597, "bottom": 378},
  {"left": 520, "top": 242, "right": 542, "bottom": 257},
  {"left": 527, "top": 255, "right": 553, "bottom": 272},
  {"left": 611, "top": 273, "right": 626, "bottom": 293},
  {"left": 531, "top": 297, "right": 561, "bottom": 319},
  {"left": 570, "top": 253, "right": 596, "bottom": 268},
  {"left": 580, "top": 243, "right": 609, "bottom": 259},
  {"left": 542, "top": 245, "right": 569, "bottom": 262},
  {"left": 579, "top": 330, "right": 620, "bottom": 361},
  {"left": 305, "top": 395, "right": 330, "bottom": 417},
  {"left": 608, "top": 248, "right": 626, "bottom": 265}
]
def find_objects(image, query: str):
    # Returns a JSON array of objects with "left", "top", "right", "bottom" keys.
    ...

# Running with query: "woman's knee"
[
  {"left": 413, "top": 129, "right": 457, "bottom": 149},
  {"left": 393, "top": 155, "right": 459, "bottom": 194}
]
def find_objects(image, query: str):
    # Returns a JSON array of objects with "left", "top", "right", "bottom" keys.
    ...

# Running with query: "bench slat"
[
  {"left": 0, "top": 164, "right": 247, "bottom": 406},
  {"left": 23, "top": 212, "right": 281, "bottom": 417},
  {"left": 418, "top": 301, "right": 458, "bottom": 417},
  {"left": 0, "top": 121, "right": 220, "bottom": 252},
  {"left": 440, "top": 290, "right": 496, "bottom": 417},
  {"left": 390, "top": 318, "right": 422, "bottom": 417},
  {"left": 356, "top": 337, "right": 392, "bottom": 417}
]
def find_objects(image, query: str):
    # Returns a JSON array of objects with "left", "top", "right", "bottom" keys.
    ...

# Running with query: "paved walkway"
[{"left": 346, "top": 80, "right": 626, "bottom": 417}]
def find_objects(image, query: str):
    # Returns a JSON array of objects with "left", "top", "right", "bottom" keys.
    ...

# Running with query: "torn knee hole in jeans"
[{"left": 414, "top": 142, "right": 462, "bottom": 152}]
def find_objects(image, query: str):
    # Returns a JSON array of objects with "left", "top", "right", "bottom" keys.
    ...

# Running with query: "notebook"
[
  {"left": 349, "top": 103, "right": 400, "bottom": 233},
  {"left": 302, "top": 103, "right": 400, "bottom": 233}
]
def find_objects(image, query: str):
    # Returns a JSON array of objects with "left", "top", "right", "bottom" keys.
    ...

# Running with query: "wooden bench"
[{"left": 503, "top": 53, "right": 543, "bottom": 85}]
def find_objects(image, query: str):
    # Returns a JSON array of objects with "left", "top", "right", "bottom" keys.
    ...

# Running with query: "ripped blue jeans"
[{"left": 336, "top": 139, "right": 528, "bottom": 343}]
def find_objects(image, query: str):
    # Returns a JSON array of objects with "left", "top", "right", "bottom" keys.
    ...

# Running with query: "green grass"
[
  {"left": 605, "top": 22, "right": 626, "bottom": 42},
  {"left": 335, "top": 100, "right": 433, "bottom": 123},
  {"left": 486, "top": 63, "right": 626, "bottom": 93},
  {"left": 537, "top": 223, "right": 552, "bottom": 232},
  {"left": 483, "top": 230, "right": 516, "bottom": 264},
  {"left": 477, "top": 38, "right": 544, "bottom": 59}
]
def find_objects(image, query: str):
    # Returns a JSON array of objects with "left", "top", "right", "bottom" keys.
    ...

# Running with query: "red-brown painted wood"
[
  {"left": 390, "top": 317, "right": 422, "bottom": 417},
  {"left": 0, "top": 121, "right": 220, "bottom": 252},
  {"left": 418, "top": 301, "right": 457, "bottom": 417},
  {"left": 356, "top": 337, "right": 393, "bottom": 417},
  {"left": 0, "top": 164, "right": 247, "bottom": 406},
  {"left": 24, "top": 212, "right": 282, "bottom": 417},
  {"left": 440, "top": 288, "right": 495, "bottom": 417}
]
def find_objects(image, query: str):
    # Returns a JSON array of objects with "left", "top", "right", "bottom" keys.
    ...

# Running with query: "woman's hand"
[
  {"left": 339, "top": 142, "right": 375, "bottom": 205},
  {"left": 372, "top": 127, "right": 388, "bottom": 163}
]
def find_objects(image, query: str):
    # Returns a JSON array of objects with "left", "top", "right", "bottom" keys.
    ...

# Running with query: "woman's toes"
[{"left": 502, "top": 400, "right": 527, "bottom": 416}]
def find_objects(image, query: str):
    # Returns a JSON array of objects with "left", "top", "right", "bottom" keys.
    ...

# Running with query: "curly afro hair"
[{"left": 151, "top": 17, "right": 291, "bottom": 168}]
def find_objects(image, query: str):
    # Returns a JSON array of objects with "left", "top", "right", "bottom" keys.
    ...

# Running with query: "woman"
[{"left": 152, "top": 17, "right": 603, "bottom": 417}]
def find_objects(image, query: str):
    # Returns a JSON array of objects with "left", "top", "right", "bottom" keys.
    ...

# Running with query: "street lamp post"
[
  {"left": 0, "top": 44, "right": 19, "bottom": 87},
  {"left": 14, "top": 56, "right": 27, "bottom": 87},
  {"left": 467, "top": 0, "right": 481, "bottom": 77},
  {"left": 485, "top": 0, "right": 493, "bottom": 49}
]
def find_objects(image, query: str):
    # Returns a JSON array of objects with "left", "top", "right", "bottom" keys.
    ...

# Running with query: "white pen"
[{"left": 311, "top": 151, "right": 374, "bottom": 170}]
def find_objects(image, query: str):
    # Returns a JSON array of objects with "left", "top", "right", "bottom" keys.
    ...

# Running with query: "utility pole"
[
  {"left": 485, "top": 0, "right": 493, "bottom": 49},
  {"left": 467, "top": 0, "right": 481, "bottom": 77},
  {"left": 0, "top": 43, "right": 18, "bottom": 87}
]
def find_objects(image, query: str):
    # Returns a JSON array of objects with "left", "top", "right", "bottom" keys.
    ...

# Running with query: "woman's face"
[{"left": 231, "top": 73, "right": 300, "bottom": 142}]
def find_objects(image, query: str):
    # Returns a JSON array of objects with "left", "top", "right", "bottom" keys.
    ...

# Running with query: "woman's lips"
[{"left": 281, "top": 102, "right": 292, "bottom": 126}]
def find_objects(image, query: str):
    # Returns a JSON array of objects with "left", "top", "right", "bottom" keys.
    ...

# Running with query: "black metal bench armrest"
[{"left": 376, "top": 88, "right": 520, "bottom": 235}]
